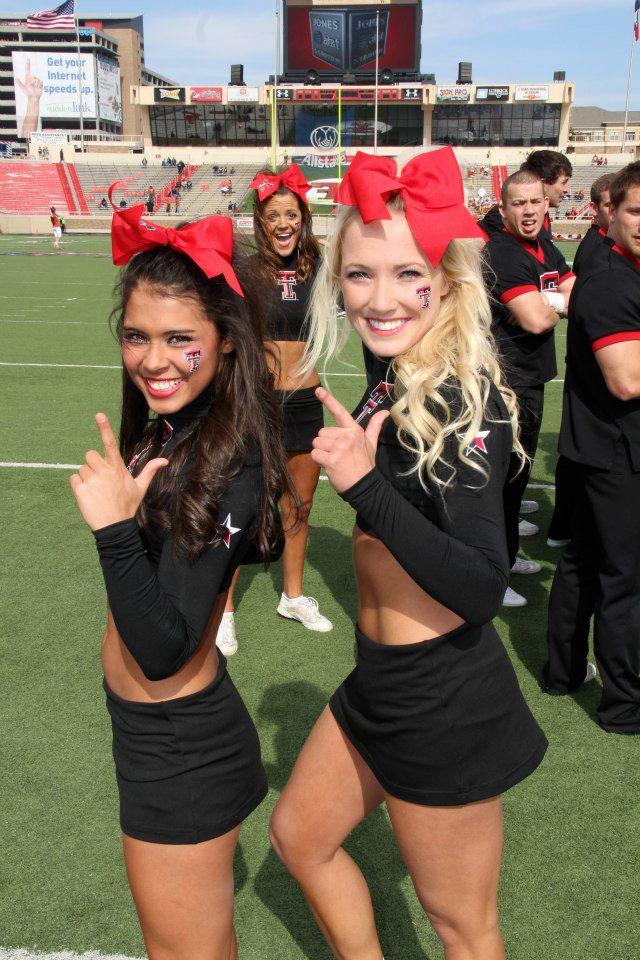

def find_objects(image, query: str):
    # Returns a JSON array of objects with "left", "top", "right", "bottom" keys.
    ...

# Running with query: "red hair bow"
[
  {"left": 249, "top": 163, "right": 311, "bottom": 205},
  {"left": 111, "top": 204, "right": 243, "bottom": 297},
  {"left": 337, "top": 147, "right": 483, "bottom": 267}
]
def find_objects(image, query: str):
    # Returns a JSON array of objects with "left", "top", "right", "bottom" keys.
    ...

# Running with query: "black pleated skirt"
[
  {"left": 104, "top": 658, "right": 267, "bottom": 844},
  {"left": 330, "top": 622, "right": 547, "bottom": 806},
  {"left": 276, "top": 386, "right": 324, "bottom": 453}
]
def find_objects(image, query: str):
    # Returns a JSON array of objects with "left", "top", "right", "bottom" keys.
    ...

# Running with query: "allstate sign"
[{"left": 310, "top": 125, "right": 339, "bottom": 150}]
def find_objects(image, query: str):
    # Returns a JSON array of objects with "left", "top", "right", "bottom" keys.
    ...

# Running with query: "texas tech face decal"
[
  {"left": 278, "top": 270, "right": 298, "bottom": 301},
  {"left": 355, "top": 380, "right": 393, "bottom": 424}
]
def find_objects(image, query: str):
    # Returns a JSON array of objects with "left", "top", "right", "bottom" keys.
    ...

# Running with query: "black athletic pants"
[
  {"left": 547, "top": 455, "right": 580, "bottom": 542},
  {"left": 503, "top": 384, "right": 545, "bottom": 569},
  {"left": 543, "top": 440, "right": 640, "bottom": 734}
]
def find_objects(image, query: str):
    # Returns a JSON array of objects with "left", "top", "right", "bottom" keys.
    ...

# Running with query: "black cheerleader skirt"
[
  {"left": 104, "top": 657, "right": 268, "bottom": 844},
  {"left": 276, "top": 386, "right": 324, "bottom": 453},
  {"left": 330, "top": 621, "right": 548, "bottom": 806}
]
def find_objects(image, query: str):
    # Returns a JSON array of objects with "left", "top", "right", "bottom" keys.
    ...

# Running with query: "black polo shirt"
[
  {"left": 484, "top": 228, "right": 573, "bottom": 388},
  {"left": 572, "top": 223, "right": 607, "bottom": 276},
  {"left": 478, "top": 205, "right": 552, "bottom": 242},
  {"left": 560, "top": 237, "right": 640, "bottom": 470}
]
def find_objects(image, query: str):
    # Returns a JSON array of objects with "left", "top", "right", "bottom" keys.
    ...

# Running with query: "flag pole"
[
  {"left": 373, "top": 10, "right": 379, "bottom": 155},
  {"left": 273, "top": 0, "right": 279, "bottom": 168},
  {"left": 622, "top": 32, "right": 635, "bottom": 155},
  {"left": 74, "top": 0, "right": 85, "bottom": 152},
  {"left": 337, "top": 83, "right": 342, "bottom": 181}
]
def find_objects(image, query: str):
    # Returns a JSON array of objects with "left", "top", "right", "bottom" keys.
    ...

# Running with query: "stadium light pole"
[
  {"left": 338, "top": 84, "right": 343, "bottom": 181},
  {"left": 373, "top": 10, "right": 379, "bottom": 154}
]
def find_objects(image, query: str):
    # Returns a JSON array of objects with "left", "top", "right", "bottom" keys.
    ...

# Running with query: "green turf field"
[{"left": 1, "top": 234, "right": 638, "bottom": 960}]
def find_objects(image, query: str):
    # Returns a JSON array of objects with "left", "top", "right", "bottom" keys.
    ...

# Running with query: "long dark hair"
[
  {"left": 111, "top": 240, "right": 292, "bottom": 561},
  {"left": 253, "top": 168, "right": 320, "bottom": 282}
]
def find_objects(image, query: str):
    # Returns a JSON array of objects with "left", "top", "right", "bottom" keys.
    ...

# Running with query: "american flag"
[
  {"left": 26, "top": 0, "right": 75, "bottom": 30},
  {"left": 635, "top": 0, "right": 640, "bottom": 41}
]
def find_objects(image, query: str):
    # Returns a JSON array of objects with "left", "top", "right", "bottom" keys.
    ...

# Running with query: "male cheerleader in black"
[
  {"left": 70, "top": 209, "right": 289, "bottom": 960},
  {"left": 270, "top": 149, "right": 547, "bottom": 960},
  {"left": 546, "top": 173, "right": 614, "bottom": 548},
  {"left": 544, "top": 162, "right": 640, "bottom": 733},
  {"left": 478, "top": 149, "right": 572, "bottom": 241},
  {"left": 484, "top": 170, "right": 575, "bottom": 607}
]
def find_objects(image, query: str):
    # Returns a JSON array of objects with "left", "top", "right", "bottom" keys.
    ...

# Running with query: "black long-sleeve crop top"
[
  {"left": 262, "top": 251, "right": 319, "bottom": 342},
  {"left": 343, "top": 379, "right": 512, "bottom": 626},
  {"left": 92, "top": 390, "right": 282, "bottom": 681}
]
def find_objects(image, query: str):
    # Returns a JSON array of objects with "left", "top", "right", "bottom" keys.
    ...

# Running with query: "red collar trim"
[
  {"left": 612, "top": 243, "right": 640, "bottom": 271},
  {"left": 502, "top": 226, "right": 545, "bottom": 264},
  {"left": 597, "top": 226, "right": 607, "bottom": 237}
]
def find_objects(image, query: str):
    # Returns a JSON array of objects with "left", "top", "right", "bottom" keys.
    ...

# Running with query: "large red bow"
[
  {"left": 249, "top": 163, "right": 311, "bottom": 205},
  {"left": 337, "top": 147, "right": 483, "bottom": 266},
  {"left": 111, "top": 205, "right": 243, "bottom": 297}
]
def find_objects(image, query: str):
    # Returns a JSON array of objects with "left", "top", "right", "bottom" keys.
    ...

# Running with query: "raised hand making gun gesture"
[
  {"left": 310, "top": 386, "right": 389, "bottom": 494},
  {"left": 70, "top": 413, "right": 168, "bottom": 531}
]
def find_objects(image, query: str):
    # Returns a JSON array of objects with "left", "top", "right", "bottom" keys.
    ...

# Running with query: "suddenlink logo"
[{"left": 50, "top": 101, "right": 93, "bottom": 114}]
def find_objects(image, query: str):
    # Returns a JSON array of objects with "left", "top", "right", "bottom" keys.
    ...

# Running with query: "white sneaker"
[
  {"left": 215, "top": 611, "right": 238, "bottom": 656},
  {"left": 584, "top": 661, "right": 597, "bottom": 684},
  {"left": 518, "top": 518, "right": 539, "bottom": 537},
  {"left": 511, "top": 557, "right": 542, "bottom": 575},
  {"left": 547, "top": 536, "right": 570, "bottom": 548},
  {"left": 277, "top": 594, "right": 333, "bottom": 632},
  {"left": 520, "top": 499, "right": 539, "bottom": 515},
  {"left": 503, "top": 586, "right": 527, "bottom": 607}
]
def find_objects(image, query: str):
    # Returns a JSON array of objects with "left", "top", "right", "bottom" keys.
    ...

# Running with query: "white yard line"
[
  {"left": 0, "top": 461, "right": 80, "bottom": 470},
  {"left": 0, "top": 950, "right": 142, "bottom": 960},
  {"left": 0, "top": 362, "right": 119, "bottom": 370}
]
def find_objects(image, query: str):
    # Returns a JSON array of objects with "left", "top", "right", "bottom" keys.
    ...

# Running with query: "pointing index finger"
[
  {"left": 95, "top": 413, "right": 122, "bottom": 465},
  {"left": 315, "top": 386, "right": 356, "bottom": 429}
]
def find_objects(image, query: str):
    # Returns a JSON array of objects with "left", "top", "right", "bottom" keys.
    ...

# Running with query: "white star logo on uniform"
[
  {"left": 466, "top": 431, "right": 490, "bottom": 456},
  {"left": 218, "top": 514, "right": 241, "bottom": 548}
]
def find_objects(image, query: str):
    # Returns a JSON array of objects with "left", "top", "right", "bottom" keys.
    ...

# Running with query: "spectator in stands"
[
  {"left": 99, "top": 197, "right": 108, "bottom": 210},
  {"left": 174, "top": 193, "right": 181, "bottom": 215},
  {"left": 119, "top": 199, "right": 127, "bottom": 209},
  {"left": 177, "top": 159, "right": 185, "bottom": 175},
  {"left": 141, "top": 157, "right": 147, "bottom": 167}
]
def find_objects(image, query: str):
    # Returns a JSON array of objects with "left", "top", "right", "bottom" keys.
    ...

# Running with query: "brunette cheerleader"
[
  {"left": 70, "top": 208, "right": 289, "bottom": 960},
  {"left": 217, "top": 164, "right": 331, "bottom": 655}
]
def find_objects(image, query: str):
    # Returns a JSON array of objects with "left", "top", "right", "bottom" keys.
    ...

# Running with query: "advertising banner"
[
  {"left": 515, "top": 85, "right": 549, "bottom": 101},
  {"left": 475, "top": 86, "right": 510, "bottom": 102},
  {"left": 29, "top": 130, "right": 69, "bottom": 143},
  {"left": 154, "top": 87, "right": 186, "bottom": 103},
  {"left": 286, "top": 5, "right": 418, "bottom": 75},
  {"left": 12, "top": 50, "right": 96, "bottom": 136},
  {"left": 97, "top": 56, "right": 122, "bottom": 123},
  {"left": 436, "top": 86, "right": 470, "bottom": 102},
  {"left": 190, "top": 86, "right": 223, "bottom": 103},
  {"left": 227, "top": 86, "right": 260, "bottom": 103}
]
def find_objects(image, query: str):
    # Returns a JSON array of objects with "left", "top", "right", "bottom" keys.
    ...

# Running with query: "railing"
[{"left": 69, "top": 133, "right": 145, "bottom": 145}]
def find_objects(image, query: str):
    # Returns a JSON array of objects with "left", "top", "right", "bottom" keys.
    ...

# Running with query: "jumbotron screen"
[{"left": 284, "top": 4, "right": 420, "bottom": 76}]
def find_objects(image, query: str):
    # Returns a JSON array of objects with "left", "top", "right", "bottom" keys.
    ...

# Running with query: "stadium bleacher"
[
  {"left": 0, "top": 161, "right": 77, "bottom": 215},
  {"left": 0, "top": 159, "right": 264, "bottom": 218}
]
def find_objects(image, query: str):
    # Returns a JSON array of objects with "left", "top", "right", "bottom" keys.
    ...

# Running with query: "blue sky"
[{"left": 10, "top": 0, "right": 640, "bottom": 109}]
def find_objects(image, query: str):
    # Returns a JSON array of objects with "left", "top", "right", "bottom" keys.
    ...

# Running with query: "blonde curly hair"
[{"left": 302, "top": 195, "right": 524, "bottom": 490}]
